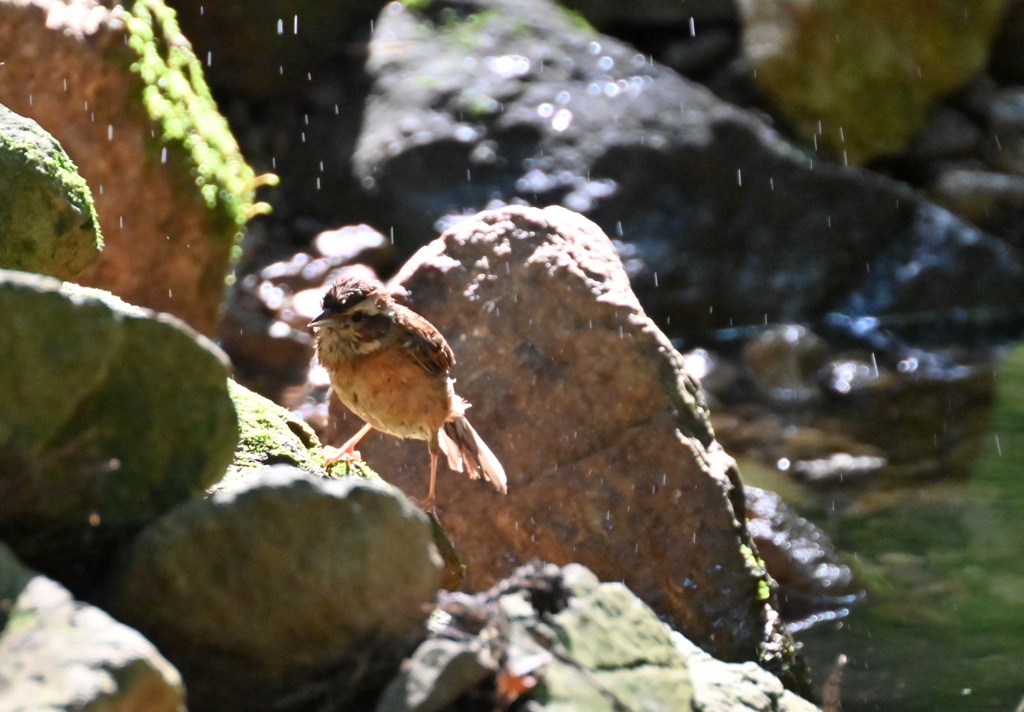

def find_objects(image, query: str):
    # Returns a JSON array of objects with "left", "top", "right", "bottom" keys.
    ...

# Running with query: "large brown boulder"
[
  {"left": 0, "top": 0, "right": 263, "bottom": 333},
  {"left": 322, "top": 205, "right": 798, "bottom": 676}
]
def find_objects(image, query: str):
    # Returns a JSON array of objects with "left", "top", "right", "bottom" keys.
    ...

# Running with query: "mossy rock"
[
  {"left": 0, "top": 105, "right": 102, "bottom": 279},
  {"left": 0, "top": 269, "right": 237, "bottom": 587},
  {"left": 223, "top": 379, "right": 382, "bottom": 482}
]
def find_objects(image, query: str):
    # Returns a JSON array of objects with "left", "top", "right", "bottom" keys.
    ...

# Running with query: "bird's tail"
[{"left": 438, "top": 416, "right": 507, "bottom": 494}]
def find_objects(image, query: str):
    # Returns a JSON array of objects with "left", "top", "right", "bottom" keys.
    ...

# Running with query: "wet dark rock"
[
  {"left": 108, "top": 465, "right": 442, "bottom": 712},
  {"left": 989, "top": 0, "right": 1024, "bottom": 85},
  {"left": 659, "top": 28, "right": 738, "bottom": 78},
  {"left": 0, "top": 270, "right": 237, "bottom": 594},
  {"left": 737, "top": 0, "right": 1006, "bottom": 164},
  {"left": 930, "top": 169, "right": 1024, "bottom": 238},
  {"left": 377, "top": 562, "right": 819, "bottom": 711},
  {"left": 746, "top": 486, "right": 860, "bottom": 631},
  {"left": 0, "top": 105, "right": 102, "bottom": 279},
  {"left": 314, "top": 205, "right": 803, "bottom": 681},
  {"left": 559, "top": 0, "right": 738, "bottom": 28},
  {"left": 901, "top": 106, "right": 983, "bottom": 164},
  {"left": 0, "top": 0, "right": 263, "bottom": 334},
  {"left": 355, "top": 0, "right": 1024, "bottom": 335},
  {"left": 169, "top": 0, "right": 382, "bottom": 101},
  {"left": 0, "top": 544, "right": 185, "bottom": 712}
]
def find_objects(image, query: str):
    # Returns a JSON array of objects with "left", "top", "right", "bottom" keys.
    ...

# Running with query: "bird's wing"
[{"left": 394, "top": 303, "right": 455, "bottom": 375}]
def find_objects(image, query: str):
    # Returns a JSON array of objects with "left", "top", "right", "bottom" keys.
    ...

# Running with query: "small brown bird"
[{"left": 309, "top": 276, "right": 507, "bottom": 511}]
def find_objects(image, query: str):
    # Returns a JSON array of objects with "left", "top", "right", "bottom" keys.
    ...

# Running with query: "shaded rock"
[
  {"left": 737, "top": 0, "right": 1007, "bottom": 164},
  {"left": 981, "top": 86, "right": 1024, "bottom": 178},
  {"left": 901, "top": 106, "right": 983, "bottom": 164},
  {"left": 322, "top": 205, "right": 801, "bottom": 680},
  {"left": 743, "top": 325, "right": 828, "bottom": 405},
  {"left": 0, "top": 0, "right": 266, "bottom": 333},
  {"left": 0, "top": 270, "right": 236, "bottom": 592},
  {"left": 377, "top": 562, "right": 818, "bottom": 711},
  {"left": 559, "top": 0, "right": 738, "bottom": 28},
  {"left": 744, "top": 487, "right": 860, "bottom": 630},
  {"left": 169, "top": 0, "right": 383, "bottom": 101},
  {"left": 0, "top": 104, "right": 102, "bottom": 279},
  {"left": 108, "top": 465, "right": 442, "bottom": 712},
  {"left": 0, "top": 543, "right": 184, "bottom": 712},
  {"left": 355, "top": 0, "right": 1024, "bottom": 334},
  {"left": 990, "top": 0, "right": 1024, "bottom": 84},
  {"left": 930, "top": 168, "right": 1024, "bottom": 240}
]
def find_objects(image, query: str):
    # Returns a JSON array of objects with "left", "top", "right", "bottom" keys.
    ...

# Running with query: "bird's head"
[{"left": 309, "top": 277, "right": 394, "bottom": 354}]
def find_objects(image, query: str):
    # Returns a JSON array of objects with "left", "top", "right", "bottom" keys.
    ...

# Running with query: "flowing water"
[{"left": 790, "top": 345, "right": 1024, "bottom": 711}]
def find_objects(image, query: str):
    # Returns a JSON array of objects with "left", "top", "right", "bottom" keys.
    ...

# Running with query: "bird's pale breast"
[{"left": 330, "top": 342, "right": 453, "bottom": 441}]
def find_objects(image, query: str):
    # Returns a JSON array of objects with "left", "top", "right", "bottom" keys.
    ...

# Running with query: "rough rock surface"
[
  {"left": 0, "top": 0, "right": 263, "bottom": 333},
  {"left": 323, "top": 205, "right": 797, "bottom": 676},
  {"left": 355, "top": 0, "right": 1024, "bottom": 334},
  {"left": 0, "top": 104, "right": 102, "bottom": 279},
  {"left": 737, "top": 0, "right": 1008, "bottom": 164},
  {"left": 377, "top": 562, "right": 819, "bottom": 711},
  {"left": 0, "top": 544, "right": 185, "bottom": 712},
  {"left": 0, "top": 270, "right": 237, "bottom": 590},
  {"left": 108, "top": 465, "right": 443, "bottom": 712}
]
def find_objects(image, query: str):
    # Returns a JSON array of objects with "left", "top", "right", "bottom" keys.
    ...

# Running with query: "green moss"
[
  {"left": 228, "top": 380, "right": 323, "bottom": 473},
  {"left": 400, "top": 0, "right": 432, "bottom": 9},
  {"left": 227, "top": 380, "right": 382, "bottom": 483},
  {"left": 0, "top": 107, "right": 103, "bottom": 278},
  {"left": 118, "top": 1, "right": 276, "bottom": 254}
]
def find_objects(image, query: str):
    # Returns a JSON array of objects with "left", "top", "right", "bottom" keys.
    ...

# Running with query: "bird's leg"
[
  {"left": 324, "top": 422, "right": 373, "bottom": 465},
  {"left": 418, "top": 450, "right": 439, "bottom": 514}
]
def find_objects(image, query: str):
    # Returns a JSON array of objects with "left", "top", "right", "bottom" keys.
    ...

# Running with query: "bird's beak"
[{"left": 308, "top": 310, "right": 333, "bottom": 329}]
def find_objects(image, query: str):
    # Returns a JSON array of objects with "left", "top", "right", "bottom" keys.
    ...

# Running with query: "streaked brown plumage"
[{"left": 309, "top": 276, "right": 507, "bottom": 511}]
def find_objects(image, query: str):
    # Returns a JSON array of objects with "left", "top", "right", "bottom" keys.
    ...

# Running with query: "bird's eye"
[{"left": 350, "top": 312, "right": 364, "bottom": 323}]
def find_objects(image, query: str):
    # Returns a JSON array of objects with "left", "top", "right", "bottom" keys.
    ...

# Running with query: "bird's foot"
[
  {"left": 323, "top": 445, "right": 360, "bottom": 466},
  {"left": 414, "top": 493, "right": 438, "bottom": 516}
]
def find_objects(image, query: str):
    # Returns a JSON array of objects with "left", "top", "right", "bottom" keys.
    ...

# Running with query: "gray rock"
[
  {"left": 355, "top": 0, "right": 1024, "bottom": 334},
  {"left": 109, "top": 465, "right": 443, "bottom": 712},
  {"left": 678, "top": 633, "right": 820, "bottom": 712},
  {"left": 0, "top": 270, "right": 237, "bottom": 589},
  {"left": 0, "top": 544, "right": 184, "bottom": 712},
  {"left": 378, "top": 562, "right": 819, "bottom": 711},
  {"left": 0, "top": 104, "right": 102, "bottom": 279}
]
